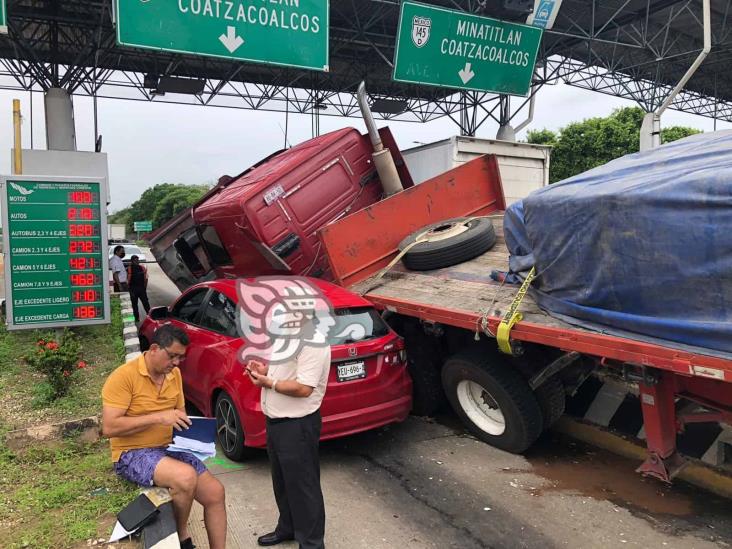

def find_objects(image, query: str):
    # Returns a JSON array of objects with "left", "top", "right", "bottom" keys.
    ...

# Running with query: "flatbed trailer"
[{"left": 317, "top": 155, "right": 732, "bottom": 483}]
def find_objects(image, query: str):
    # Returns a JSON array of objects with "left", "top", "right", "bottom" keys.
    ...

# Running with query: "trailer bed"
[
  {"left": 319, "top": 155, "right": 732, "bottom": 383},
  {"left": 351, "top": 215, "right": 573, "bottom": 331}
]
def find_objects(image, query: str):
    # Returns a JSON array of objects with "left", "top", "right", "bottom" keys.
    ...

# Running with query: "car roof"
[{"left": 184, "top": 277, "right": 373, "bottom": 309}]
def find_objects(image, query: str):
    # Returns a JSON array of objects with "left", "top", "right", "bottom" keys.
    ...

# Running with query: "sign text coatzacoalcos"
[
  {"left": 115, "top": 0, "right": 329, "bottom": 72},
  {"left": 393, "top": 1, "right": 543, "bottom": 96}
]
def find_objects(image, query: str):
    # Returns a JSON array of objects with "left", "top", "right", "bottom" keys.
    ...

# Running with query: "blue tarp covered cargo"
[{"left": 503, "top": 130, "right": 732, "bottom": 357}]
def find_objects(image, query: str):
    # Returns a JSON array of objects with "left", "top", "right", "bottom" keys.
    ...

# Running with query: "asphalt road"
[
  {"left": 186, "top": 415, "right": 731, "bottom": 549},
  {"left": 138, "top": 264, "right": 732, "bottom": 548},
  {"left": 141, "top": 249, "right": 181, "bottom": 311}
]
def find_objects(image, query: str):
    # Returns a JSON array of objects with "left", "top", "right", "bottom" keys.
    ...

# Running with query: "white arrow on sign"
[
  {"left": 458, "top": 62, "right": 475, "bottom": 85},
  {"left": 219, "top": 26, "right": 244, "bottom": 53}
]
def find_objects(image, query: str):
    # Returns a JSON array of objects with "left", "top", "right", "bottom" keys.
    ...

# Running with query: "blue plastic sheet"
[{"left": 503, "top": 130, "right": 732, "bottom": 356}]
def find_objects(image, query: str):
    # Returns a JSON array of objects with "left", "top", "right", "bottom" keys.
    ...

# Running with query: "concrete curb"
[
  {"left": 566, "top": 374, "right": 731, "bottom": 468},
  {"left": 115, "top": 292, "right": 142, "bottom": 362},
  {"left": 553, "top": 416, "right": 732, "bottom": 500}
]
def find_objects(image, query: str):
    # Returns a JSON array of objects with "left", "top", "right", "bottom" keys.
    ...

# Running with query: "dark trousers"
[
  {"left": 129, "top": 287, "right": 150, "bottom": 322},
  {"left": 266, "top": 410, "right": 325, "bottom": 549}
]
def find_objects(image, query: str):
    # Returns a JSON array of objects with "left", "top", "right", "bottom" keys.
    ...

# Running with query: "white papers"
[
  {"left": 166, "top": 416, "right": 217, "bottom": 460},
  {"left": 168, "top": 435, "right": 216, "bottom": 461},
  {"left": 109, "top": 520, "right": 136, "bottom": 543}
]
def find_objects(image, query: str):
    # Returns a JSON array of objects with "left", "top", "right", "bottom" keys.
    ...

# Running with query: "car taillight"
[
  {"left": 383, "top": 351, "right": 406, "bottom": 365},
  {"left": 383, "top": 337, "right": 406, "bottom": 365}
]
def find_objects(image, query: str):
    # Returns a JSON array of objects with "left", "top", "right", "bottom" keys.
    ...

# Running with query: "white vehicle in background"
[{"left": 108, "top": 243, "right": 147, "bottom": 266}]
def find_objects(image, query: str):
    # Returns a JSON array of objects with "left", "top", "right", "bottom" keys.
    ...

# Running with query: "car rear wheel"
[
  {"left": 215, "top": 391, "right": 253, "bottom": 461},
  {"left": 442, "top": 351, "right": 543, "bottom": 453}
]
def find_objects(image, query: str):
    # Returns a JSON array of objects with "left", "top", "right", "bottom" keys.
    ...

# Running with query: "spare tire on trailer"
[
  {"left": 398, "top": 217, "right": 496, "bottom": 271},
  {"left": 442, "top": 350, "right": 543, "bottom": 453}
]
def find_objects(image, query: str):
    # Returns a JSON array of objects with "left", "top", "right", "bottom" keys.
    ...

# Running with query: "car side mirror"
[{"left": 149, "top": 306, "right": 169, "bottom": 320}]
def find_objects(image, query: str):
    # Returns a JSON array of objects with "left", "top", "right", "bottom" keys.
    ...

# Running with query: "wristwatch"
[{"left": 271, "top": 379, "right": 278, "bottom": 393}]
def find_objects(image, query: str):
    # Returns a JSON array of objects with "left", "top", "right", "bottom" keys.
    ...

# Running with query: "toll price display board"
[{"left": 1, "top": 177, "right": 110, "bottom": 330}]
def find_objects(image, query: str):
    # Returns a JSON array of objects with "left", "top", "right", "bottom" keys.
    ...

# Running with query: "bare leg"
[
  {"left": 153, "top": 457, "right": 198, "bottom": 541},
  {"left": 195, "top": 471, "right": 227, "bottom": 549}
]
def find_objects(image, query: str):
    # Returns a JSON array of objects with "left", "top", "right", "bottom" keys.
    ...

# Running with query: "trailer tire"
[
  {"left": 398, "top": 217, "right": 496, "bottom": 271},
  {"left": 442, "top": 351, "right": 543, "bottom": 453},
  {"left": 403, "top": 326, "right": 446, "bottom": 416},
  {"left": 534, "top": 376, "right": 566, "bottom": 430},
  {"left": 409, "top": 357, "right": 445, "bottom": 416}
]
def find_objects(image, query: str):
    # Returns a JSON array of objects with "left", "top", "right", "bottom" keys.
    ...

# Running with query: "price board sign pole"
[{"left": 1, "top": 175, "right": 111, "bottom": 330}]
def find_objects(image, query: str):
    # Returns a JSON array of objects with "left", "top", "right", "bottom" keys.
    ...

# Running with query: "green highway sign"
[
  {"left": 393, "top": 1, "right": 543, "bottom": 96},
  {"left": 0, "top": 0, "right": 7, "bottom": 34},
  {"left": 115, "top": 0, "right": 329, "bottom": 72},
  {"left": 133, "top": 220, "right": 152, "bottom": 232},
  {"left": 1, "top": 176, "right": 111, "bottom": 330}
]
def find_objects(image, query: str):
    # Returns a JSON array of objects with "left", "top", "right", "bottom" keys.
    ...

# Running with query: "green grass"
[
  {"left": 0, "top": 295, "right": 136, "bottom": 547},
  {"left": 0, "top": 296, "right": 126, "bottom": 429},
  {"left": 0, "top": 438, "right": 138, "bottom": 548}
]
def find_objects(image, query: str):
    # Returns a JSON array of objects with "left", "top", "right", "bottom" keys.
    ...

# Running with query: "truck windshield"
[{"left": 327, "top": 307, "right": 390, "bottom": 346}]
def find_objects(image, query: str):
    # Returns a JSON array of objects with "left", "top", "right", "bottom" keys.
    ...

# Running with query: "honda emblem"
[{"left": 348, "top": 347, "right": 357, "bottom": 357}]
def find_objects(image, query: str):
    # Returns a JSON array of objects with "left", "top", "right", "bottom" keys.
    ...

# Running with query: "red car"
[{"left": 139, "top": 278, "right": 412, "bottom": 460}]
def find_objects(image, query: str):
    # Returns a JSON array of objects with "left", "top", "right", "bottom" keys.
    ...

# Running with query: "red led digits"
[
  {"left": 67, "top": 208, "right": 97, "bottom": 220},
  {"left": 72, "top": 290, "right": 101, "bottom": 303},
  {"left": 73, "top": 305, "right": 101, "bottom": 319},
  {"left": 69, "top": 240, "right": 98, "bottom": 253},
  {"left": 69, "top": 257, "right": 100, "bottom": 270},
  {"left": 67, "top": 191, "right": 97, "bottom": 204},
  {"left": 69, "top": 224, "right": 98, "bottom": 237},
  {"left": 70, "top": 273, "right": 100, "bottom": 286}
]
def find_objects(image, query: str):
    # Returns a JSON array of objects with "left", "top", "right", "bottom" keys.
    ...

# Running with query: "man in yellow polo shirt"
[{"left": 101, "top": 324, "right": 226, "bottom": 549}]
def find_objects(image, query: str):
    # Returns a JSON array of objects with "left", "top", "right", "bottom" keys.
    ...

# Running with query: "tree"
[
  {"left": 527, "top": 107, "right": 701, "bottom": 183},
  {"left": 109, "top": 183, "right": 210, "bottom": 234},
  {"left": 524, "top": 128, "right": 556, "bottom": 146},
  {"left": 152, "top": 185, "right": 209, "bottom": 228}
]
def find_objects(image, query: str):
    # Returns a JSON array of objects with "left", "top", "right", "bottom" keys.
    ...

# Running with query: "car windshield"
[{"left": 327, "top": 307, "right": 390, "bottom": 346}]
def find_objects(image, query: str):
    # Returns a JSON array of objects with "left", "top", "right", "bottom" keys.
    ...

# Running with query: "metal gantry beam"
[{"left": 0, "top": 0, "right": 731, "bottom": 136}]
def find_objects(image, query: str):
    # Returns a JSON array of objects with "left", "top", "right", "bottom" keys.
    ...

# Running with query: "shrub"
[{"left": 25, "top": 331, "right": 83, "bottom": 400}]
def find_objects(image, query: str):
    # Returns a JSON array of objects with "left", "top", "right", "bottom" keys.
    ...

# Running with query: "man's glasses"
[{"left": 162, "top": 348, "right": 186, "bottom": 363}]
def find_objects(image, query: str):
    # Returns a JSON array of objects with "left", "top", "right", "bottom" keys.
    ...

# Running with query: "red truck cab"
[{"left": 149, "top": 127, "right": 413, "bottom": 290}]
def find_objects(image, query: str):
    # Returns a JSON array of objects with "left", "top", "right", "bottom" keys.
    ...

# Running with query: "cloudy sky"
[{"left": 0, "top": 81, "right": 728, "bottom": 213}]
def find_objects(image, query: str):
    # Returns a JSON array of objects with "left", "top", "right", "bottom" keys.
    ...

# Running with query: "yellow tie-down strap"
[{"left": 496, "top": 267, "right": 536, "bottom": 355}]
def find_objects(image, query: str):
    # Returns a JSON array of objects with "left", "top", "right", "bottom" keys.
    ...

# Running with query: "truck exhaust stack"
[{"left": 357, "top": 81, "right": 403, "bottom": 197}]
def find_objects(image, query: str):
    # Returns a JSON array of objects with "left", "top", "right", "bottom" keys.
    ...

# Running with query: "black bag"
[{"left": 117, "top": 493, "right": 159, "bottom": 532}]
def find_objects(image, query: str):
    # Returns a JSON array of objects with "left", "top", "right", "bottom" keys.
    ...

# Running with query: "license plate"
[{"left": 336, "top": 361, "right": 366, "bottom": 382}]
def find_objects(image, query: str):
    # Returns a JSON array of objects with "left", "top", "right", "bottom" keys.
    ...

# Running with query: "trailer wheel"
[
  {"left": 402, "top": 323, "right": 446, "bottom": 416},
  {"left": 534, "top": 376, "right": 566, "bottom": 429},
  {"left": 398, "top": 217, "right": 496, "bottom": 271},
  {"left": 442, "top": 352, "right": 543, "bottom": 453}
]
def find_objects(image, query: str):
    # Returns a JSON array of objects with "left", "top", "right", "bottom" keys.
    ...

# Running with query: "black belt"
[{"left": 266, "top": 409, "right": 320, "bottom": 424}]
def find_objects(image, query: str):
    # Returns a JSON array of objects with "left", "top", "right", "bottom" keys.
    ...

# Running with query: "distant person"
[
  {"left": 110, "top": 245, "right": 128, "bottom": 292},
  {"left": 101, "top": 324, "right": 227, "bottom": 549},
  {"left": 127, "top": 255, "right": 150, "bottom": 322}
]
